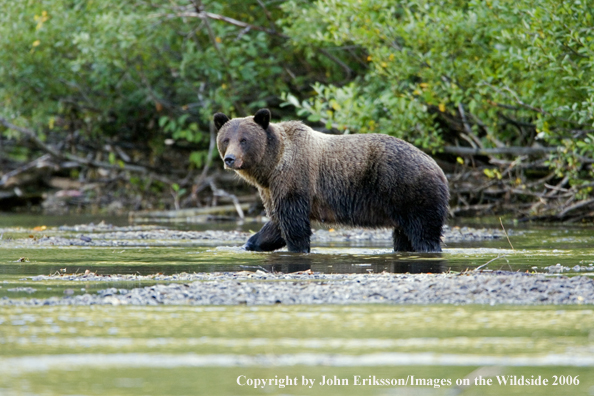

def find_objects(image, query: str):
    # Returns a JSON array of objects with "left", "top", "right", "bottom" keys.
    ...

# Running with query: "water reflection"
[{"left": 251, "top": 251, "right": 447, "bottom": 274}]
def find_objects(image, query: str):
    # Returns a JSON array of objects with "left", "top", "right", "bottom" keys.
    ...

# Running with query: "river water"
[{"left": 0, "top": 214, "right": 593, "bottom": 395}]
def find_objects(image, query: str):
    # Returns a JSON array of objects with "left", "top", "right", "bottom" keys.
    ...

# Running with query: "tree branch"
[
  {"left": 256, "top": 0, "right": 276, "bottom": 32},
  {"left": 0, "top": 117, "right": 63, "bottom": 158},
  {"left": 189, "top": 0, "right": 246, "bottom": 115},
  {"left": 170, "top": 7, "right": 355, "bottom": 84},
  {"left": 174, "top": 10, "right": 288, "bottom": 38},
  {"left": 0, "top": 116, "right": 174, "bottom": 184},
  {"left": 320, "top": 48, "right": 353, "bottom": 81},
  {"left": 557, "top": 198, "right": 594, "bottom": 218},
  {"left": 0, "top": 154, "right": 53, "bottom": 187}
]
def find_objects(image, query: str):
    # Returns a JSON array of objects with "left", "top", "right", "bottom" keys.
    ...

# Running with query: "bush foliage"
[
  {"left": 0, "top": 0, "right": 351, "bottom": 168},
  {"left": 282, "top": 1, "right": 594, "bottom": 178},
  {"left": 2, "top": 0, "right": 594, "bottom": 215}
]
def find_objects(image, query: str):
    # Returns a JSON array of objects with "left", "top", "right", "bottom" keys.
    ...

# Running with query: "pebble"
[{"left": 3, "top": 272, "right": 593, "bottom": 306}]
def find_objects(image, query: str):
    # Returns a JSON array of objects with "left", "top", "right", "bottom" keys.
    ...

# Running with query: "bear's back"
[{"left": 276, "top": 122, "right": 443, "bottom": 186}]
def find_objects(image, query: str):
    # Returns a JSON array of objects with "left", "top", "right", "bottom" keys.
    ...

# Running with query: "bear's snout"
[
  {"left": 224, "top": 154, "right": 236, "bottom": 167},
  {"left": 223, "top": 153, "right": 244, "bottom": 169}
]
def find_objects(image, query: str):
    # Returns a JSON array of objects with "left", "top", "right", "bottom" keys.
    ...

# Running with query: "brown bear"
[{"left": 214, "top": 109, "right": 449, "bottom": 253}]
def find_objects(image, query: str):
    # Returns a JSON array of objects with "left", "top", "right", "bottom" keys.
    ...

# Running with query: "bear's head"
[{"left": 213, "top": 109, "right": 271, "bottom": 171}]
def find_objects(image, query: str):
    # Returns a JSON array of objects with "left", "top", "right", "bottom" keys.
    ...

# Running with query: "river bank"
[
  {"left": 2, "top": 221, "right": 594, "bottom": 307},
  {"left": 3, "top": 271, "right": 594, "bottom": 307}
]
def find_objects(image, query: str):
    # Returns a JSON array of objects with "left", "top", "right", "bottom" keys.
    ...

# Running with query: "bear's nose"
[{"left": 224, "top": 154, "right": 236, "bottom": 167}]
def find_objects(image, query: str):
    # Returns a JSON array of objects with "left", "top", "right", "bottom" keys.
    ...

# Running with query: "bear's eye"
[
  {"left": 222, "top": 138, "right": 229, "bottom": 144},
  {"left": 240, "top": 138, "right": 247, "bottom": 144}
]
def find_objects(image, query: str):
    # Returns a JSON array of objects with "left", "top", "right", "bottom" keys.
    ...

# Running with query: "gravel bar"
[
  {"left": 3, "top": 272, "right": 592, "bottom": 306},
  {"left": 1, "top": 225, "right": 502, "bottom": 247}
]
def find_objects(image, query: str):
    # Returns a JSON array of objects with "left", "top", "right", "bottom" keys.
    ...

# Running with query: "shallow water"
[
  {"left": 1, "top": 305, "right": 593, "bottom": 395},
  {"left": 1, "top": 215, "right": 594, "bottom": 395},
  {"left": 1, "top": 220, "right": 593, "bottom": 298}
]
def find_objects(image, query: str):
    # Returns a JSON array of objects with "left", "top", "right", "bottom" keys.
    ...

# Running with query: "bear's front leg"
[
  {"left": 244, "top": 221, "right": 286, "bottom": 251},
  {"left": 276, "top": 193, "right": 312, "bottom": 253}
]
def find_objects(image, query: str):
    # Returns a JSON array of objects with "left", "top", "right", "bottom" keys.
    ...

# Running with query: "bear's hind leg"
[
  {"left": 393, "top": 227, "right": 413, "bottom": 252},
  {"left": 244, "top": 221, "right": 286, "bottom": 251},
  {"left": 411, "top": 236, "right": 442, "bottom": 253},
  {"left": 403, "top": 216, "right": 443, "bottom": 253}
]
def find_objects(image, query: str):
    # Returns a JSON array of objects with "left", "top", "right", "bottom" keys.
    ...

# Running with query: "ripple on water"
[{"left": 1, "top": 352, "right": 594, "bottom": 375}]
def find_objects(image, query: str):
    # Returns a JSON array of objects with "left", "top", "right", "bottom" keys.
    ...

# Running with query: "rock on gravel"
[{"left": 4, "top": 272, "right": 592, "bottom": 306}]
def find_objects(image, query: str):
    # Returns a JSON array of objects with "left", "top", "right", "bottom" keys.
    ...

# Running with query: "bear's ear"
[
  {"left": 253, "top": 108, "right": 271, "bottom": 130},
  {"left": 213, "top": 113, "right": 230, "bottom": 131}
]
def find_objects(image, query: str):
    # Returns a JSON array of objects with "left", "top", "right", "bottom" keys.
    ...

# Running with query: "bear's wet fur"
[{"left": 214, "top": 109, "right": 449, "bottom": 253}]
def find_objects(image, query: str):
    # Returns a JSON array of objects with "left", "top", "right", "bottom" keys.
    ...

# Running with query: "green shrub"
[
  {"left": 281, "top": 0, "right": 594, "bottom": 189},
  {"left": 0, "top": 0, "right": 349, "bottom": 170}
]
